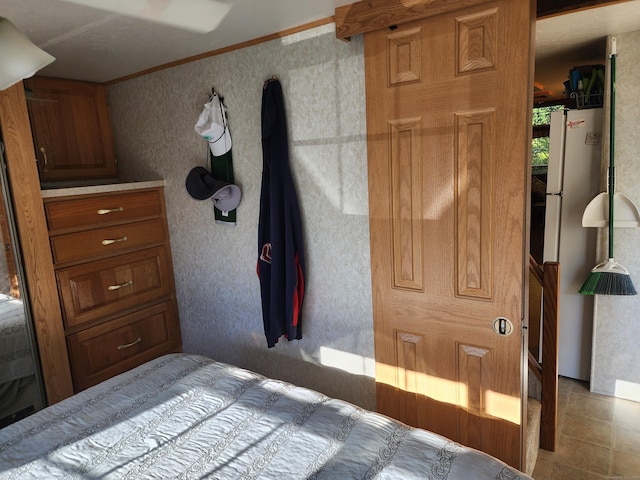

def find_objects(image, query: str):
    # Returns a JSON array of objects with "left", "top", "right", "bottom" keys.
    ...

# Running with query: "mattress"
[{"left": 0, "top": 353, "right": 532, "bottom": 479}]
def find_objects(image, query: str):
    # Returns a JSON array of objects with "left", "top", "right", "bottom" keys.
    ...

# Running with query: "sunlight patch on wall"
[
  {"left": 320, "top": 346, "right": 375, "bottom": 377},
  {"left": 614, "top": 379, "right": 640, "bottom": 402},
  {"left": 293, "top": 144, "right": 368, "bottom": 215},
  {"left": 285, "top": 52, "right": 368, "bottom": 217}
]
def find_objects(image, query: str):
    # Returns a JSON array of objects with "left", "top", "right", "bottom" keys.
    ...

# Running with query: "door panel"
[{"left": 364, "top": 0, "right": 532, "bottom": 468}]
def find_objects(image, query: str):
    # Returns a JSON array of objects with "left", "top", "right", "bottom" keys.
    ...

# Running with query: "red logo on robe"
[{"left": 260, "top": 243, "right": 272, "bottom": 264}]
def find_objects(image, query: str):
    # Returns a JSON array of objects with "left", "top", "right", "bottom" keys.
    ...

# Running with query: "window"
[{"left": 532, "top": 105, "right": 564, "bottom": 173}]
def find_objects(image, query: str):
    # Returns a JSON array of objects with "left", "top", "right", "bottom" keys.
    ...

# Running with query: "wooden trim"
[
  {"left": 0, "top": 83, "right": 74, "bottom": 404},
  {"left": 105, "top": 16, "right": 335, "bottom": 86},
  {"left": 336, "top": 0, "right": 635, "bottom": 40}
]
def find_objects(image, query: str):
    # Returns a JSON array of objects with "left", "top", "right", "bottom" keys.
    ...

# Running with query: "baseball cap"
[
  {"left": 194, "top": 95, "right": 232, "bottom": 157},
  {"left": 185, "top": 166, "right": 241, "bottom": 211}
]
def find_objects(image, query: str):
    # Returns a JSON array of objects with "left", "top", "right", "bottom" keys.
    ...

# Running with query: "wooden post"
[
  {"left": 0, "top": 83, "right": 73, "bottom": 404},
  {"left": 540, "top": 261, "right": 559, "bottom": 451}
]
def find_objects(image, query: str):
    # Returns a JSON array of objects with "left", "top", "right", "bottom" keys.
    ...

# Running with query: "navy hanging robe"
[{"left": 257, "top": 78, "right": 306, "bottom": 348}]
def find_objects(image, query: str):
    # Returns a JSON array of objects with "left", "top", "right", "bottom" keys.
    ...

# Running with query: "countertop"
[{"left": 41, "top": 180, "right": 166, "bottom": 199}]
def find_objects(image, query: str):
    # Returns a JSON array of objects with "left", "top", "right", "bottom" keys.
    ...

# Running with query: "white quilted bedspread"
[{"left": 0, "top": 354, "right": 532, "bottom": 479}]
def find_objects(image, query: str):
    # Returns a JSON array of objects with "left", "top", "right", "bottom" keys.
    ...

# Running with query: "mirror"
[{"left": 0, "top": 140, "right": 46, "bottom": 428}]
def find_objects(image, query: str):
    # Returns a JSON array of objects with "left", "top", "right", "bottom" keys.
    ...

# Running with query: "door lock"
[{"left": 493, "top": 317, "right": 513, "bottom": 336}]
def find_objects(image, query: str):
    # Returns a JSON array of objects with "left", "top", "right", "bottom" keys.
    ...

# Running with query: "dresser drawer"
[
  {"left": 67, "top": 301, "right": 181, "bottom": 391},
  {"left": 45, "top": 189, "right": 164, "bottom": 232},
  {"left": 57, "top": 246, "right": 173, "bottom": 329},
  {"left": 50, "top": 218, "right": 166, "bottom": 264}
]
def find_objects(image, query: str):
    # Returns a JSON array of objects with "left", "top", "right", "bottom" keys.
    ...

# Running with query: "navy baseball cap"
[{"left": 185, "top": 166, "right": 241, "bottom": 211}]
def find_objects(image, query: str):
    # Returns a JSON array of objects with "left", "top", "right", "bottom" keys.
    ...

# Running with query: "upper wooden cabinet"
[{"left": 24, "top": 77, "right": 118, "bottom": 182}]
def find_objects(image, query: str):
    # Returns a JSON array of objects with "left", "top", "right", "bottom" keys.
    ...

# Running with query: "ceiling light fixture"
[
  {"left": 0, "top": 17, "right": 55, "bottom": 91},
  {"left": 57, "top": 0, "right": 232, "bottom": 33}
]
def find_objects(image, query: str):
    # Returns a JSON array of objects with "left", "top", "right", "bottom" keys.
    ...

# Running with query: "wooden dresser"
[{"left": 42, "top": 182, "right": 181, "bottom": 392}]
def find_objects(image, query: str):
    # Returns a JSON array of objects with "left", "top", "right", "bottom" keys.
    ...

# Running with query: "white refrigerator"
[{"left": 543, "top": 108, "right": 602, "bottom": 381}]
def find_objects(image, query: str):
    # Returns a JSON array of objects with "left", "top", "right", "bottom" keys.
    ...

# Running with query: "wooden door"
[{"left": 364, "top": 0, "right": 533, "bottom": 469}]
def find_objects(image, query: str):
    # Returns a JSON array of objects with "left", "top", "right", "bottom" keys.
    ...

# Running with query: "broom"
[{"left": 579, "top": 40, "right": 637, "bottom": 295}]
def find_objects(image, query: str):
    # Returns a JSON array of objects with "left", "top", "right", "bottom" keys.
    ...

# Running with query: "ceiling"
[
  {"left": 2, "top": 0, "right": 640, "bottom": 92},
  {"left": 0, "top": 0, "right": 355, "bottom": 83}
]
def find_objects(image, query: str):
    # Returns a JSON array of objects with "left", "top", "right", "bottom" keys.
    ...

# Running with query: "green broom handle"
[{"left": 609, "top": 52, "right": 616, "bottom": 259}]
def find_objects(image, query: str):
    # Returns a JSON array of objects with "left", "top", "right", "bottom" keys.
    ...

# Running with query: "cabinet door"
[{"left": 25, "top": 77, "right": 117, "bottom": 181}]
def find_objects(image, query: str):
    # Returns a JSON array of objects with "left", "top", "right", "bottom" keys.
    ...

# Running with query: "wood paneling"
[
  {"left": 456, "top": 9, "right": 498, "bottom": 74},
  {"left": 390, "top": 117, "right": 424, "bottom": 291},
  {"left": 455, "top": 110, "right": 495, "bottom": 300},
  {"left": 387, "top": 27, "right": 422, "bottom": 86},
  {"left": 0, "top": 83, "right": 74, "bottom": 404},
  {"left": 457, "top": 343, "right": 492, "bottom": 450}
]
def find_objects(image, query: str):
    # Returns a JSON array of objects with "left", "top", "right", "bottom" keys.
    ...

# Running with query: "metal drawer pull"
[
  {"left": 97, "top": 207, "right": 124, "bottom": 215},
  {"left": 117, "top": 337, "right": 141, "bottom": 350},
  {"left": 102, "top": 236, "right": 128, "bottom": 245},
  {"left": 107, "top": 280, "right": 133, "bottom": 291}
]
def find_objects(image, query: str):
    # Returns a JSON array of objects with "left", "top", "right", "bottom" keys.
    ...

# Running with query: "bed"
[{"left": 0, "top": 353, "right": 532, "bottom": 479}]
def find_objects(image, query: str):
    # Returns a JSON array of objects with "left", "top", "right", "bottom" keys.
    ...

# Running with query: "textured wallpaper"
[
  {"left": 590, "top": 31, "right": 640, "bottom": 402},
  {"left": 106, "top": 24, "right": 376, "bottom": 409}
]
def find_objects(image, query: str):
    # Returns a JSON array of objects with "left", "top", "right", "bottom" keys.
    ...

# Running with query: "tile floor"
[{"left": 532, "top": 376, "right": 640, "bottom": 479}]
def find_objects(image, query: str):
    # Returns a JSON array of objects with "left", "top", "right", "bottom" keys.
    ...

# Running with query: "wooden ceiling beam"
[
  {"left": 335, "top": 0, "right": 491, "bottom": 41},
  {"left": 335, "top": 0, "right": 634, "bottom": 40}
]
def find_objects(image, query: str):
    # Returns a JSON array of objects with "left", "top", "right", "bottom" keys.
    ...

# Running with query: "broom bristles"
[
  {"left": 579, "top": 270, "right": 637, "bottom": 295},
  {"left": 579, "top": 272, "right": 601, "bottom": 295}
]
